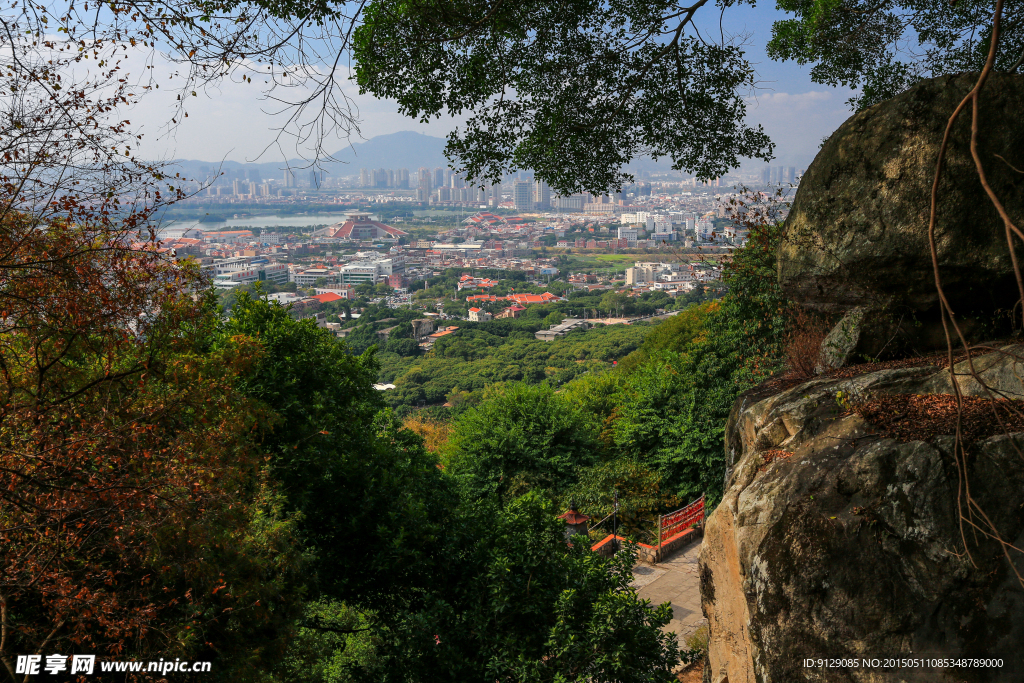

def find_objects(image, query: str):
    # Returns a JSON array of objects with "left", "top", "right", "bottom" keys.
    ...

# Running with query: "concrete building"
[
  {"left": 339, "top": 262, "right": 386, "bottom": 285},
  {"left": 554, "top": 195, "right": 586, "bottom": 211},
  {"left": 534, "top": 179, "right": 550, "bottom": 209},
  {"left": 535, "top": 318, "right": 589, "bottom": 341},
  {"left": 291, "top": 267, "right": 339, "bottom": 287},
  {"left": 513, "top": 179, "right": 534, "bottom": 211},
  {"left": 468, "top": 307, "right": 492, "bottom": 322},
  {"left": 213, "top": 263, "right": 289, "bottom": 288},
  {"left": 417, "top": 168, "right": 432, "bottom": 201}
]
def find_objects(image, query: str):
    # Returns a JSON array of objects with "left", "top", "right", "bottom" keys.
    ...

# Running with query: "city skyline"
[{"left": 127, "top": 2, "right": 856, "bottom": 174}]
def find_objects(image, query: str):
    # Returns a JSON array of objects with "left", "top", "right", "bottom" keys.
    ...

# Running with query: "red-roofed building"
[
  {"left": 311, "top": 292, "right": 344, "bottom": 304},
  {"left": 468, "top": 307, "right": 492, "bottom": 322},
  {"left": 509, "top": 292, "right": 564, "bottom": 305},
  {"left": 457, "top": 274, "right": 499, "bottom": 291},
  {"left": 557, "top": 505, "right": 591, "bottom": 539},
  {"left": 496, "top": 304, "right": 526, "bottom": 319},
  {"left": 313, "top": 213, "right": 409, "bottom": 242},
  {"left": 466, "top": 292, "right": 564, "bottom": 305}
]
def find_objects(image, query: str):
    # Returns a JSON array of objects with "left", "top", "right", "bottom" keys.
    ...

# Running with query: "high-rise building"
[
  {"left": 232, "top": 179, "right": 242, "bottom": 196},
  {"left": 397, "top": 168, "right": 410, "bottom": 189},
  {"left": 534, "top": 179, "right": 550, "bottom": 209},
  {"left": 309, "top": 170, "right": 324, "bottom": 189},
  {"left": 284, "top": 169, "right": 296, "bottom": 188},
  {"left": 513, "top": 179, "right": 534, "bottom": 211},
  {"left": 433, "top": 167, "right": 447, "bottom": 189},
  {"left": 360, "top": 168, "right": 371, "bottom": 187},
  {"left": 245, "top": 168, "right": 261, "bottom": 183},
  {"left": 417, "top": 168, "right": 432, "bottom": 202}
]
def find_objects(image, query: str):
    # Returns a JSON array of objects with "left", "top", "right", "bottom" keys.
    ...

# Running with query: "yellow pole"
[{"left": 657, "top": 514, "right": 662, "bottom": 562}]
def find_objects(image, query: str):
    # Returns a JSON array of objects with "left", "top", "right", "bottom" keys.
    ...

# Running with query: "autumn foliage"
[
  {"left": 0, "top": 213, "right": 300, "bottom": 677},
  {"left": 782, "top": 307, "right": 830, "bottom": 379}
]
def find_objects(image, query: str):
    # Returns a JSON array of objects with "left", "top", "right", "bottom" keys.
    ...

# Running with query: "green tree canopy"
[
  {"left": 350, "top": 1, "right": 772, "bottom": 194},
  {"left": 768, "top": 0, "right": 1023, "bottom": 110},
  {"left": 373, "top": 494, "right": 682, "bottom": 682},
  {"left": 215, "top": 292, "right": 455, "bottom": 616},
  {"left": 446, "top": 383, "right": 602, "bottom": 501}
]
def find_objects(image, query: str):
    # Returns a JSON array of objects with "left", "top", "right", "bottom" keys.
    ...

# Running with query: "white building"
[
  {"left": 212, "top": 257, "right": 254, "bottom": 275},
  {"left": 292, "top": 268, "right": 339, "bottom": 287},
  {"left": 468, "top": 307, "right": 492, "bottom": 322},
  {"left": 213, "top": 263, "right": 289, "bottom": 289},
  {"left": 339, "top": 262, "right": 383, "bottom": 285},
  {"left": 513, "top": 179, "right": 534, "bottom": 211},
  {"left": 647, "top": 215, "right": 674, "bottom": 234}
]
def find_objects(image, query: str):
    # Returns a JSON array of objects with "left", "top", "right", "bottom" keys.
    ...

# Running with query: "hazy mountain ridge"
[{"left": 164, "top": 130, "right": 684, "bottom": 183}]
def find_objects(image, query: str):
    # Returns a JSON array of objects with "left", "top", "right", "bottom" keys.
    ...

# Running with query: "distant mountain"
[
  {"left": 328, "top": 131, "right": 450, "bottom": 172},
  {"left": 164, "top": 130, "right": 687, "bottom": 182}
]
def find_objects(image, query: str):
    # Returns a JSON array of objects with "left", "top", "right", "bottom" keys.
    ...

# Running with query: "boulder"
[
  {"left": 816, "top": 307, "right": 866, "bottom": 372},
  {"left": 778, "top": 73, "right": 1024, "bottom": 357},
  {"left": 701, "top": 347, "right": 1024, "bottom": 682}
]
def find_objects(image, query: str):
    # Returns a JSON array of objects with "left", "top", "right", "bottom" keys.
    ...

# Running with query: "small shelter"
[{"left": 557, "top": 502, "right": 591, "bottom": 540}]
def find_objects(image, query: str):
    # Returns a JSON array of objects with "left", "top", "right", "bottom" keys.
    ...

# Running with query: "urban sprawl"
[{"left": 159, "top": 164, "right": 800, "bottom": 336}]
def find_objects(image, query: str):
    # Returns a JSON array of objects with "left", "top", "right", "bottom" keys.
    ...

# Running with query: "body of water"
[{"left": 160, "top": 212, "right": 365, "bottom": 233}]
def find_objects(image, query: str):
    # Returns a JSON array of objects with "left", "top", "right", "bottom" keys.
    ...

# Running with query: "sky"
[{"left": 127, "top": 2, "right": 856, "bottom": 172}]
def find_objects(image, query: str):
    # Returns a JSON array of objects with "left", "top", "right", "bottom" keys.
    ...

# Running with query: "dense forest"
[{"left": 4, "top": 198, "right": 785, "bottom": 681}]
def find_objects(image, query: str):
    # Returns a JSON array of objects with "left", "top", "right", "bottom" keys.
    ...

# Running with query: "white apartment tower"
[
  {"left": 534, "top": 179, "right": 551, "bottom": 209},
  {"left": 513, "top": 179, "right": 534, "bottom": 211}
]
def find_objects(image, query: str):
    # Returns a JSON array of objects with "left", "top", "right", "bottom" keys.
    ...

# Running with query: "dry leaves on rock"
[{"left": 853, "top": 394, "right": 1024, "bottom": 445}]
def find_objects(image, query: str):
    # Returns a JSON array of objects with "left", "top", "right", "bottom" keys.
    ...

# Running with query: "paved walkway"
[{"left": 631, "top": 540, "right": 706, "bottom": 640}]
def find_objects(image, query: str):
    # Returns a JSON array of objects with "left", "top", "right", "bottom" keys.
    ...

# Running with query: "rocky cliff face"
[
  {"left": 777, "top": 73, "right": 1024, "bottom": 357},
  {"left": 700, "top": 347, "right": 1024, "bottom": 683}
]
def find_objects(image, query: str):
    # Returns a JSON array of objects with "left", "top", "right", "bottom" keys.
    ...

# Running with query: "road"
[{"left": 631, "top": 540, "right": 706, "bottom": 641}]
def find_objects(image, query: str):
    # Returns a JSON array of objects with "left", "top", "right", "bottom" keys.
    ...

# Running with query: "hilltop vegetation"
[
  {"left": 377, "top": 321, "right": 650, "bottom": 411},
  {"left": 390, "top": 217, "right": 790, "bottom": 572}
]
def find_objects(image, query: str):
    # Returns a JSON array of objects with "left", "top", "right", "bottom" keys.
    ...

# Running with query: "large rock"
[
  {"left": 778, "top": 73, "right": 1024, "bottom": 357},
  {"left": 701, "top": 347, "right": 1024, "bottom": 683}
]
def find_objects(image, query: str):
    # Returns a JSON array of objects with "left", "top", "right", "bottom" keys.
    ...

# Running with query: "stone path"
[{"left": 632, "top": 540, "right": 706, "bottom": 641}]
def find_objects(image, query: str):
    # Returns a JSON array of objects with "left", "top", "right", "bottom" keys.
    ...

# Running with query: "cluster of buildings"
[
  {"left": 154, "top": 213, "right": 417, "bottom": 290},
  {"left": 624, "top": 261, "right": 722, "bottom": 289},
  {"left": 464, "top": 292, "right": 564, "bottom": 305},
  {"left": 208, "top": 250, "right": 409, "bottom": 290}
]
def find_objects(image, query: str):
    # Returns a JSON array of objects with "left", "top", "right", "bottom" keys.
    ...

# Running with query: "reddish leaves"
[
  {"left": 853, "top": 394, "right": 1024, "bottom": 446},
  {"left": 757, "top": 449, "right": 794, "bottom": 473},
  {"left": 0, "top": 215, "right": 270, "bottom": 671},
  {"left": 783, "top": 308, "right": 830, "bottom": 380}
]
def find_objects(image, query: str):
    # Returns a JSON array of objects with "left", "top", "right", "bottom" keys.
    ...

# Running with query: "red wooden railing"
[{"left": 659, "top": 494, "right": 705, "bottom": 543}]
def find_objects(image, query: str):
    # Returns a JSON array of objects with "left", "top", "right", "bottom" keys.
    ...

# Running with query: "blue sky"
[{"left": 132, "top": 2, "right": 856, "bottom": 172}]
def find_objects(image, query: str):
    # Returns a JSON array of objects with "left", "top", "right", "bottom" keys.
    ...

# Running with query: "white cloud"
[
  {"left": 744, "top": 90, "right": 856, "bottom": 167},
  {"left": 127, "top": 56, "right": 462, "bottom": 164},
  {"left": 116, "top": 40, "right": 854, "bottom": 170}
]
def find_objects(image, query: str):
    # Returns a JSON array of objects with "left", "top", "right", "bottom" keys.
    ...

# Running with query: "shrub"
[{"left": 783, "top": 307, "right": 830, "bottom": 378}]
